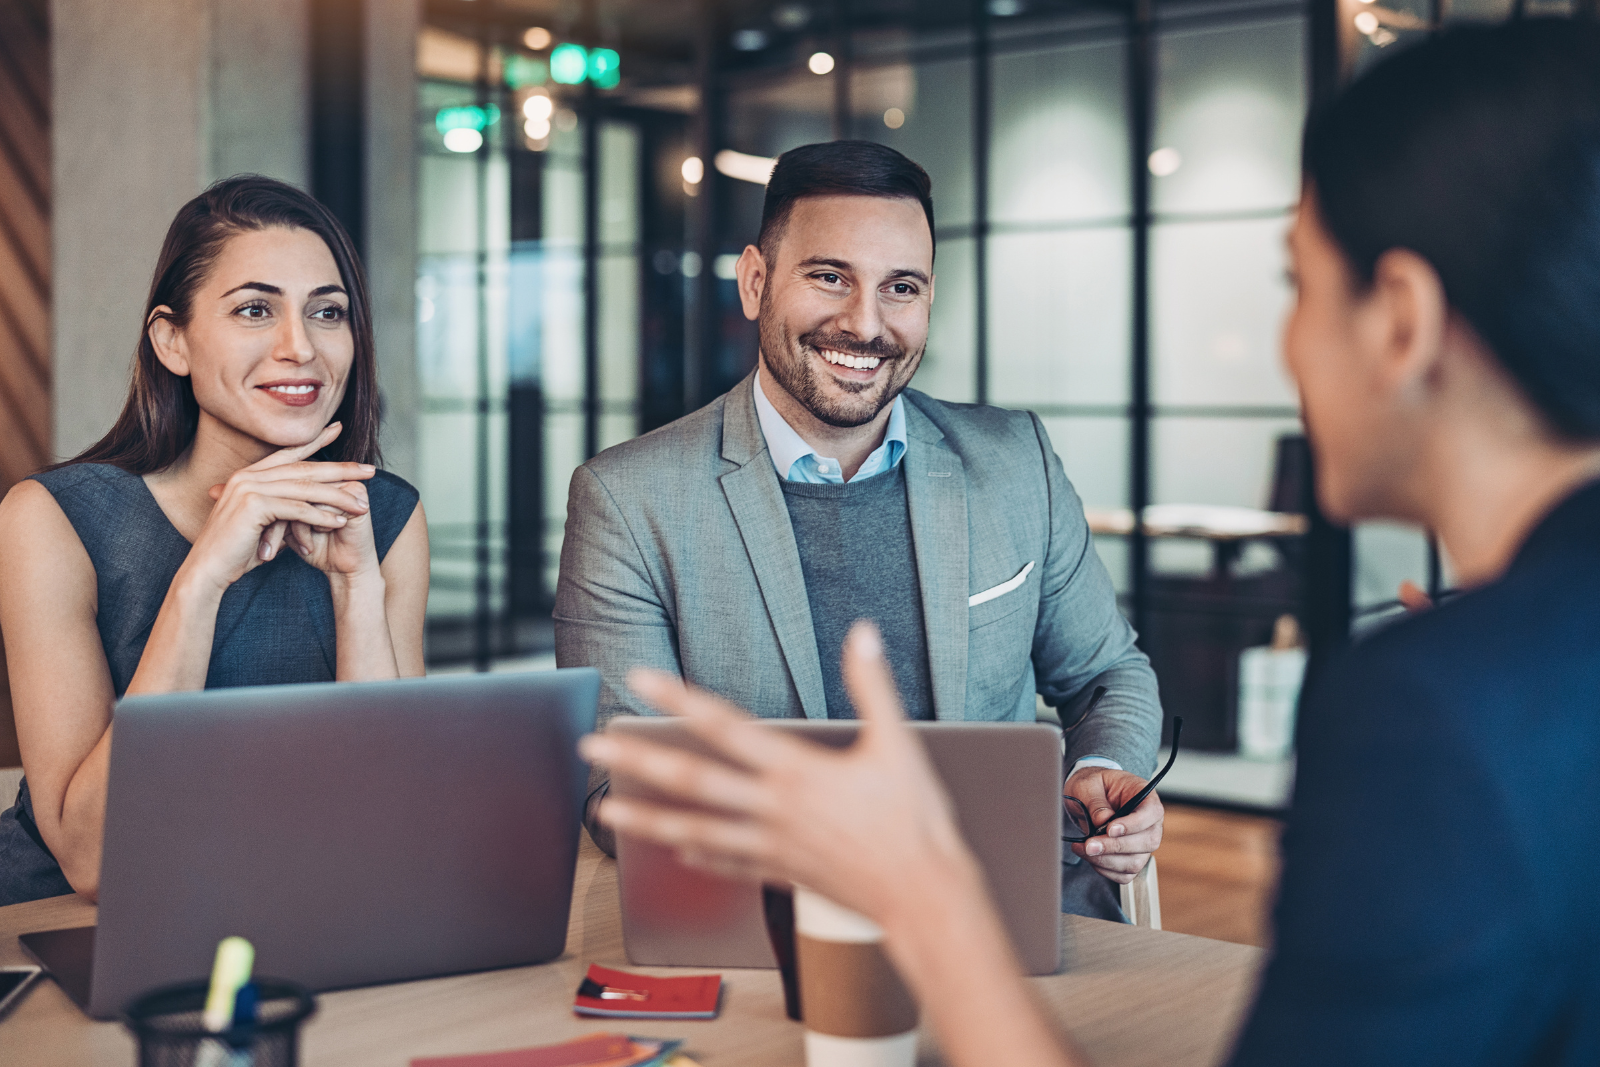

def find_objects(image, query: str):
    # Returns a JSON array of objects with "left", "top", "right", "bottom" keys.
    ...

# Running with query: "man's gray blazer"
[{"left": 556, "top": 372, "right": 1163, "bottom": 845}]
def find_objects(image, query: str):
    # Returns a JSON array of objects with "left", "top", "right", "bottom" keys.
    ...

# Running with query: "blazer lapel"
[
  {"left": 719, "top": 374, "right": 829, "bottom": 720},
  {"left": 902, "top": 401, "right": 969, "bottom": 721}
]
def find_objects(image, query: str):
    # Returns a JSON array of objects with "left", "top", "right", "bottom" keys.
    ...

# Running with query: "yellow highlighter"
[{"left": 196, "top": 936, "right": 255, "bottom": 1067}]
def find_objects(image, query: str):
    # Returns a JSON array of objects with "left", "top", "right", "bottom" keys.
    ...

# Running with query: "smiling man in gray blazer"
[{"left": 556, "top": 140, "right": 1163, "bottom": 919}]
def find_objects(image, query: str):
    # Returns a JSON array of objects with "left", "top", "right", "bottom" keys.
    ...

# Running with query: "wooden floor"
[{"left": 1156, "top": 803, "right": 1283, "bottom": 948}]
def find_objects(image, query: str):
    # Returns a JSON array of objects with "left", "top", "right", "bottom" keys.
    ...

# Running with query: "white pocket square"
[{"left": 968, "top": 560, "right": 1035, "bottom": 607}]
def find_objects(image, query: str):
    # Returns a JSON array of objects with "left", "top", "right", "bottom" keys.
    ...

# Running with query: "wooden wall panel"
[{"left": 0, "top": 0, "right": 50, "bottom": 768}]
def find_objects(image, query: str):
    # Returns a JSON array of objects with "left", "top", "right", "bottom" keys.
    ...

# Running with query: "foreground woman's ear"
[{"left": 1365, "top": 248, "right": 1449, "bottom": 398}]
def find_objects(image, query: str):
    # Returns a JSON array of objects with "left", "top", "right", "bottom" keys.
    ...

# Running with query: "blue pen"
[{"left": 227, "top": 982, "right": 258, "bottom": 1067}]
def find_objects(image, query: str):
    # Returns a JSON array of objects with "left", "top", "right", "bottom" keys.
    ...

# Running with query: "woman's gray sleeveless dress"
[{"left": 0, "top": 463, "right": 419, "bottom": 906}]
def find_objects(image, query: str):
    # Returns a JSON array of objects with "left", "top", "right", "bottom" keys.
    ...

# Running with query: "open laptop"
[
  {"left": 610, "top": 719, "right": 1064, "bottom": 975},
  {"left": 21, "top": 668, "right": 599, "bottom": 1019}
]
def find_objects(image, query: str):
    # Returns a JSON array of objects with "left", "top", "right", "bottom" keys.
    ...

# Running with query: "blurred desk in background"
[
  {"left": 1086, "top": 504, "right": 1308, "bottom": 762},
  {"left": 1157, "top": 749, "right": 1294, "bottom": 812},
  {"left": 1086, "top": 505, "right": 1309, "bottom": 539},
  {"left": 1086, "top": 505, "right": 1309, "bottom": 580},
  {"left": 0, "top": 836, "right": 1264, "bottom": 1067}
]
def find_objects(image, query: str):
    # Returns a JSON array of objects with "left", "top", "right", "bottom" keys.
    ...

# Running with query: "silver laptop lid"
[
  {"left": 85, "top": 669, "right": 598, "bottom": 1019},
  {"left": 610, "top": 719, "right": 1063, "bottom": 975}
]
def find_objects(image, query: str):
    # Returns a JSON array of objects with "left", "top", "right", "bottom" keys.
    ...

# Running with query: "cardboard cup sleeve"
[{"left": 794, "top": 886, "right": 918, "bottom": 1067}]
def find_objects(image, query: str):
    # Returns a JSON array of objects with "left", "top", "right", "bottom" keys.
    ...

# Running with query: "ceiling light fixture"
[
  {"left": 1148, "top": 146, "right": 1182, "bottom": 177},
  {"left": 443, "top": 127, "right": 483, "bottom": 153},
  {"left": 715, "top": 149, "right": 778, "bottom": 185}
]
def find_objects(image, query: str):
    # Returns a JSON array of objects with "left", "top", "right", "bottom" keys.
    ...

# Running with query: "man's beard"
[{"left": 759, "top": 302, "right": 921, "bottom": 429}]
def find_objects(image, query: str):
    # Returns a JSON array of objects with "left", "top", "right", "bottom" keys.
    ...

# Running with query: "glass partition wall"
[
  {"left": 417, "top": 10, "right": 664, "bottom": 666},
  {"left": 413, "top": 0, "right": 1458, "bottom": 777}
]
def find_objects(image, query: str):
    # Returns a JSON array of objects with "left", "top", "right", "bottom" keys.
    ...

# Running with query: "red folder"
[{"left": 411, "top": 1033, "right": 640, "bottom": 1067}]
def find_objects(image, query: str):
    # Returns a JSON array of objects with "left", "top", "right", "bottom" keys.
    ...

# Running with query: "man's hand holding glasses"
[{"left": 1063, "top": 718, "right": 1183, "bottom": 885}]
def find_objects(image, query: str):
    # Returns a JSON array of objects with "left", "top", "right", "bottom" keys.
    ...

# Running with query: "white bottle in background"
[{"left": 1237, "top": 614, "right": 1306, "bottom": 761}]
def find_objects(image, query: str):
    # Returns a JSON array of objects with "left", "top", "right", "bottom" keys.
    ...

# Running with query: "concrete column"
[
  {"left": 210, "top": 0, "right": 312, "bottom": 184},
  {"left": 53, "top": 0, "right": 213, "bottom": 458},
  {"left": 52, "top": 0, "right": 313, "bottom": 458}
]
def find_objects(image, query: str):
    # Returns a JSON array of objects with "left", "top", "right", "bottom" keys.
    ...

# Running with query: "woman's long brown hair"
[{"left": 64, "top": 175, "right": 382, "bottom": 472}]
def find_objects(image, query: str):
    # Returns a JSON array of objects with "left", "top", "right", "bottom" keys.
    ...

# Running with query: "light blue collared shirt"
[{"left": 753, "top": 368, "right": 907, "bottom": 483}]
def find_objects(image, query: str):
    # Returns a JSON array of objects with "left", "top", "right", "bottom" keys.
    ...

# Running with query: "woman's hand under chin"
[
  {"left": 187, "top": 421, "right": 377, "bottom": 593},
  {"left": 281, "top": 478, "right": 382, "bottom": 581}
]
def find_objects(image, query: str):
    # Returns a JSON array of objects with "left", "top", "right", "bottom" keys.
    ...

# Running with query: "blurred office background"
[
  {"left": 0, "top": 0, "right": 1577, "bottom": 940},
  {"left": 402, "top": 0, "right": 1442, "bottom": 795}
]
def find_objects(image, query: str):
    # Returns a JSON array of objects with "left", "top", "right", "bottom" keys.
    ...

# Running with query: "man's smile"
[
  {"left": 808, "top": 344, "right": 898, "bottom": 385},
  {"left": 819, "top": 348, "right": 882, "bottom": 371}
]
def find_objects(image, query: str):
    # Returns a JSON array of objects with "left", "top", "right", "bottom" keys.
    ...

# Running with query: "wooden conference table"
[{"left": 0, "top": 837, "right": 1264, "bottom": 1067}]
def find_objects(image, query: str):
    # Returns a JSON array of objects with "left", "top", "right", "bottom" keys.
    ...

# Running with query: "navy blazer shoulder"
[{"left": 1229, "top": 480, "right": 1600, "bottom": 1066}]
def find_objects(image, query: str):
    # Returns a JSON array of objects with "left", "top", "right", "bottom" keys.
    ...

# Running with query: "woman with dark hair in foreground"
[
  {"left": 582, "top": 19, "right": 1600, "bottom": 1066},
  {"left": 0, "top": 176, "right": 429, "bottom": 906}
]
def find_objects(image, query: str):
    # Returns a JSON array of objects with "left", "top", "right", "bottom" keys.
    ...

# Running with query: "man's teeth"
[
  {"left": 268, "top": 385, "right": 317, "bottom": 394},
  {"left": 820, "top": 349, "right": 881, "bottom": 371}
]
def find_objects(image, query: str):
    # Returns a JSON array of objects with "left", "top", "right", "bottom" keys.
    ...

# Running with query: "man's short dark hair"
[{"left": 757, "top": 140, "right": 936, "bottom": 262}]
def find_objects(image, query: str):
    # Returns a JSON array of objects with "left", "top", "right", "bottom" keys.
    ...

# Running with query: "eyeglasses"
[{"left": 1062, "top": 717, "right": 1183, "bottom": 845}]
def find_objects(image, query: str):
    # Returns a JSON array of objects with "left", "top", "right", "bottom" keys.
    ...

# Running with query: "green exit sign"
[
  {"left": 435, "top": 104, "right": 500, "bottom": 134},
  {"left": 548, "top": 42, "right": 621, "bottom": 88},
  {"left": 504, "top": 53, "right": 548, "bottom": 89},
  {"left": 587, "top": 48, "right": 620, "bottom": 89}
]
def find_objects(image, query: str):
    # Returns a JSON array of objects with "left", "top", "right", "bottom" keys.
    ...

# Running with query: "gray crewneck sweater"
[{"left": 779, "top": 463, "right": 934, "bottom": 719}]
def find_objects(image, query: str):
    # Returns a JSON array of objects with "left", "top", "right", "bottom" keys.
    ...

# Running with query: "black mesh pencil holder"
[{"left": 123, "top": 979, "right": 316, "bottom": 1067}]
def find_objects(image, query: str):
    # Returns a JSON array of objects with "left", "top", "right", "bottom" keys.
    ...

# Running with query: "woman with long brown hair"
[{"left": 0, "top": 176, "right": 429, "bottom": 906}]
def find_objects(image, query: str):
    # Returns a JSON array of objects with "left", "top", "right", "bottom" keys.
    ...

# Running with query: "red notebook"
[{"left": 574, "top": 965, "right": 722, "bottom": 1020}]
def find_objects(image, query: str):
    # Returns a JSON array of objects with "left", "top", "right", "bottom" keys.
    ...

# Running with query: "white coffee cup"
[{"left": 794, "top": 886, "right": 918, "bottom": 1067}]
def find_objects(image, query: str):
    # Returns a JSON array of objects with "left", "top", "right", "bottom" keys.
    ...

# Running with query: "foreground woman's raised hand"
[
  {"left": 588, "top": 624, "right": 967, "bottom": 917},
  {"left": 580, "top": 623, "right": 1086, "bottom": 1067}
]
